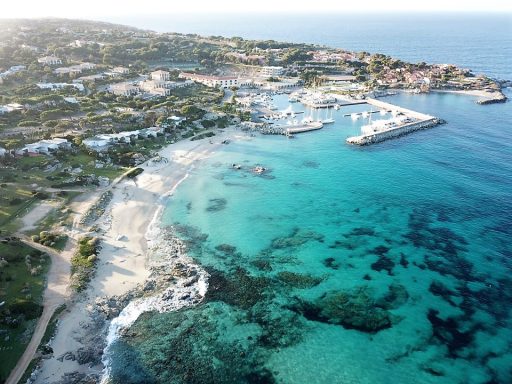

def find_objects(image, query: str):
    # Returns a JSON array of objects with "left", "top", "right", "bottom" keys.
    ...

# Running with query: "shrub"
[
  {"left": 70, "top": 236, "right": 100, "bottom": 292},
  {"left": 10, "top": 299, "right": 43, "bottom": 320},
  {"left": 9, "top": 197, "right": 23, "bottom": 205},
  {"left": 126, "top": 167, "right": 144, "bottom": 179}
]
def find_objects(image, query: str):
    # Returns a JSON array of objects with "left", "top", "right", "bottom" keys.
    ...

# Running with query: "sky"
[{"left": 0, "top": 0, "right": 511, "bottom": 19}]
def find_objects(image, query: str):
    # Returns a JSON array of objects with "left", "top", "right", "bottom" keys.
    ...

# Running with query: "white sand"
[
  {"left": 20, "top": 200, "right": 60, "bottom": 232},
  {"left": 33, "top": 127, "right": 246, "bottom": 383}
]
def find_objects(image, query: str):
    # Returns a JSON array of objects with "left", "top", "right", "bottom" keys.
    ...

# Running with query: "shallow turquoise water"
[{"left": 110, "top": 91, "right": 512, "bottom": 383}]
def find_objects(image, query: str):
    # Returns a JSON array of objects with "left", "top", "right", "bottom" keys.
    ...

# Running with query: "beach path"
[{"left": 5, "top": 236, "right": 73, "bottom": 384}]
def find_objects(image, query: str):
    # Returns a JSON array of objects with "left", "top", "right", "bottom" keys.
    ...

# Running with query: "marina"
[
  {"left": 345, "top": 98, "right": 444, "bottom": 145},
  {"left": 248, "top": 91, "right": 444, "bottom": 145}
]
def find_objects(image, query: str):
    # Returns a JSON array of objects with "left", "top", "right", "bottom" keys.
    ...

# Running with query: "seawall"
[{"left": 346, "top": 118, "right": 443, "bottom": 145}]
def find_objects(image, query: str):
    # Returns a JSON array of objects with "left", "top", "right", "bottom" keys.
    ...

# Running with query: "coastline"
[
  {"left": 430, "top": 88, "right": 507, "bottom": 103},
  {"left": 32, "top": 126, "right": 245, "bottom": 383}
]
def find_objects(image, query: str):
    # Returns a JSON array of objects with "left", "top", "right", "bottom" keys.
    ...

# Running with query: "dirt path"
[
  {"left": 5, "top": 169, "right": 134, "bottom": 383},
  {"left": 5, "top": 236, "right": 73, "bottom": 384}
]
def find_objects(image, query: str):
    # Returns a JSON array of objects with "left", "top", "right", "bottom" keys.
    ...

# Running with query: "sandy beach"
[{"left": 32, "top": 127, "right": 246, "bottom": 383}]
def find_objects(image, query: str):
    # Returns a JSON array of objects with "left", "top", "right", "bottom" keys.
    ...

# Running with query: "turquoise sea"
[
  {"left": 107, "top": 89, "right": 512, "bottom": 383},
  {"left": 103, "top": 13, "right": 512, "bottom": 384}
]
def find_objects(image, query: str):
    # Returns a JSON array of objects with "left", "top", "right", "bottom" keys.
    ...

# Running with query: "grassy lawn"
[
  {"left": 0, "top": 183, "right": 37, "bottom": 229},
  {"left": 0, "top": 240, "right": 50, "bottom": 382}
]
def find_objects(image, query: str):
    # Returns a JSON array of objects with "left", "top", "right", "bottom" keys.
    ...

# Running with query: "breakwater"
[
  {"left": 476, "top": 93, "right": 507, "bottom": 105},
  {"left": 346, "top": 117, "right": 443, "bottom": 145},
  {"left": 346, "top": 98, "right": 444, "bottom": 145}
]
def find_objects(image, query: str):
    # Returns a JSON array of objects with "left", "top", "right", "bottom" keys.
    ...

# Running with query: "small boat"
[{"left": 320, "top": 108, "right": 335, "bottom": 124}]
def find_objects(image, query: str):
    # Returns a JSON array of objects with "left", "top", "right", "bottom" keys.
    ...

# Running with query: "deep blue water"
[
  {"left": 105, "top": 13, "right": 512, "bottom": 79},
  {"left": 104, "top": 14, "right": 512, "bottom": 384}
]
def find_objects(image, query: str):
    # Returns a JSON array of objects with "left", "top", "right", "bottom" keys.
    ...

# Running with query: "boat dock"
[
  {"left": 301, "top": 100, "right": 367, "bottom": 109},
  {"left": 346, "top": 118, "right": 443, "bottom": 145},
  {"left": 344, "top": 110, "right": 383, "bottom": 117},
  {"left": 260, "top": 121, "right": 323, "bottom": 135},
  {"left": 285, "top": 122, "right": 323, "bottom": 134},
  {"left": 346, "top": 98, "right": 444, "bottom": 145},
  {"left": 365, "top": 98, "right": 433, "bottom": 120}
]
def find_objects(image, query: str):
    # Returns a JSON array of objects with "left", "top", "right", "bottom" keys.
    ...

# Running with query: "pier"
[
  {"left": 345, "top": 98, "right": 444, "bottom": 145},
  {"left": 346, "top": 118, "right": 443, "bottom": 145},
  {"left": 260, "top": 121, "right": 323, "bottom": 135},
  {"left": 344, "top": 110, "right": 384, "bottom": 117},
  {"left": 301, "top": 100, "right": 367, "bottom": 109}
]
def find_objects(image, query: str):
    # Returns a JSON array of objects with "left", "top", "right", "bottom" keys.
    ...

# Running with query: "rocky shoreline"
[
  {"left": 30, "top": 229, "right": 207, "bottom": 384},
  {"left": 476, "top": 92, "right": 507, "bottom": 105}
]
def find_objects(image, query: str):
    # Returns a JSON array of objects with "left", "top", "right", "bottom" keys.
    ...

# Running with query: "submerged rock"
[
  {"left": 271, "top": 228, "right": 324, "bottom": 249},
  {"left": 427, "top": 309, "right": 474, "bottom": 357},
  {"left": 289, "top": 287, "right": 394, "bottom": 333},
  {"left": 323, "top": 257, "right": 339, "bottom": 270},
  {"left": 114, "top": 302, "right": 275, "bottom": 384},
  {"left": 215, "top": 243, "right": 238, "bottom": 255},
  {"left": 206, "top": 198, "right": 227, "bottom": 212},
  {"left": 205, "top": 267, "right": 272, "bottom": 309},
  {"left": 277, "top": 271, "right": 323, "bottom": 289},
  {"left": 371, "top": 255, "right": 395, "bottom": 275},
  {"left": 251, "top": 259, "right": 273, "bottom": 272}
]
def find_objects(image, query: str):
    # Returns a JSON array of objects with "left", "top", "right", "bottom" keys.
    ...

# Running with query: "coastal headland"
[{"left": 0, "top": 17, "right": 509, "bottom": 384}]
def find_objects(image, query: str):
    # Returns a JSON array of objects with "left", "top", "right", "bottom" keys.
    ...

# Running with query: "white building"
[
  {"left": 0, "top": 65, "right": 26, "bottom": 80},
  {"left": 78, "top": 74, "right": 105, "bottom": 82},
  {"left": 19, "top": 138, "right": 71, "bottom": 155},
  {"left": 113, "top": 66, "right": 129, "bottom": 74},
  {"left": 0, "top": 147, "right": 6, "bottom": 157},
  {"left": 37, "top": 56, "right": 62, "bottom": 65},
  {"left": 109, "top": 83, "right": 139, "bottom": 96},
  {"left": 151, "top": 70, "right": 170, "bottom": 81},
  {"left": 36, "top": 83, "right": 85, "bottom": 92},
  {"left": 83, "top": 127, "right": 164, "bottom": 151},
  {"left": 260, "top": 66, "right": 284, "bottom": 77},
  {"left": 179, "top": 72, "right": 238, "bottom": 88},
  {"left": 54, "top": 62, "right": 96, "bottom": 75},
  {"left": 82, "top": 137, "right": 112, "bottom": 150},
  {"left": 0, "top": 103, "right": 24, "bottom": 114}
]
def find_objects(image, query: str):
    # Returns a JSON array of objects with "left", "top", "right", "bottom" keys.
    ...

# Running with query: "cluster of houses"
[
  {"left": 109, "top": 70, "right": 193, "bottom": 97},
  {"left": 0, "top": 124, "right": 177, "bottom": 158},
  {"left": 37, "top": 56, "right": 63, "bottom": 66},
  {"left": 0, "top": 65, "right": 26, "bottom": 83},
  {"left": 54, "top": 62, "right": 96, "bottom": 76},
  {"left": 82, "top": 126, "right": 165, "bottom": 151},
  {"left": 375, "top": 64, "right": 476, "bottom": 89},
  {"left": 309, "top": 50, "right": 358, "bottom": 63},
  {"left": 15, "top": 138, "right": 71, "bottom": 156},
  {"left": 104, "top": 66, "right": 130, "bottom": 77},
  {"left": 36, "top": 82, "right": 85, "bottom": 92},
  {"left": 178, "top": 67, "right": 297, "bottom": 90},
  {"left": 224, "top": 52, "right": 266, "bottom": 65},
  {"left": 0, "top": 103, "right": 23, "bottom": 114}
]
